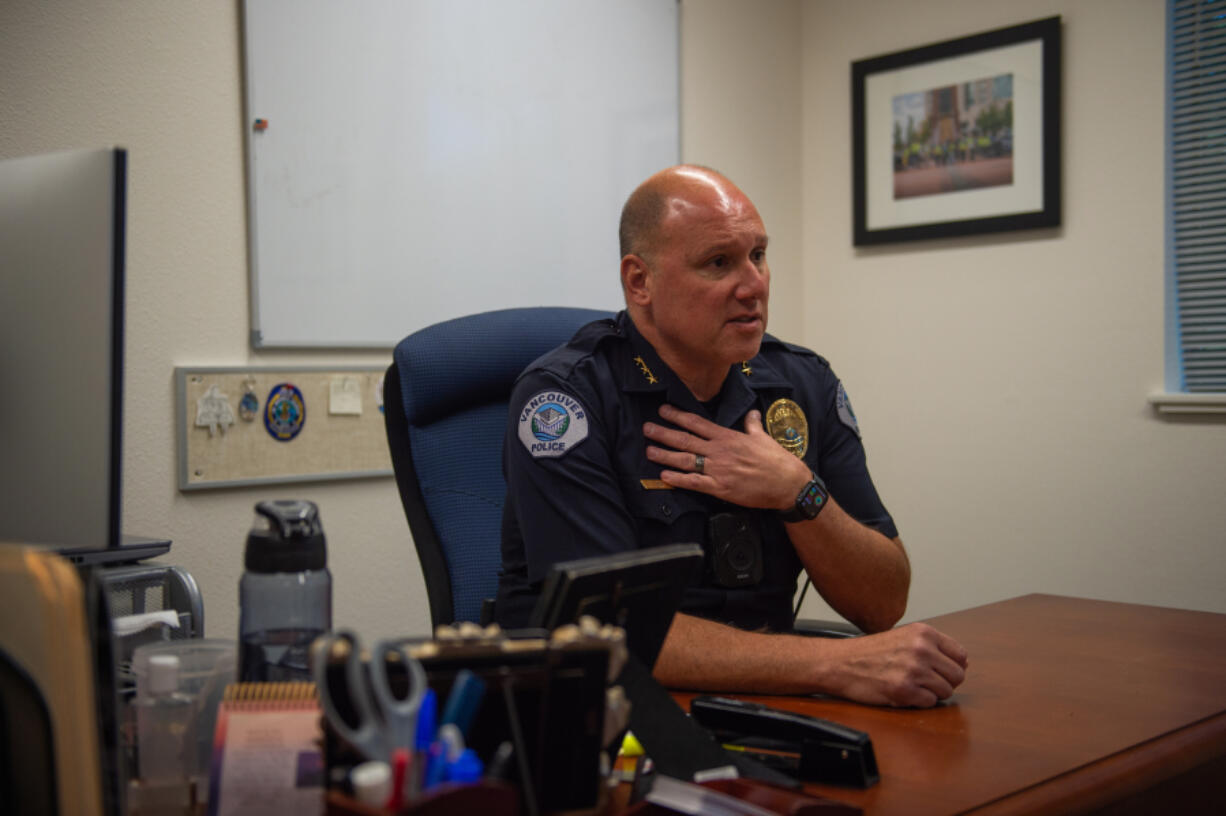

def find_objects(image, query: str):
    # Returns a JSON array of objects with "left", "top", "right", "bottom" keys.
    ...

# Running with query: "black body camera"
[{"left": 707, "top": 512, "right": 763, "bottom": 588}]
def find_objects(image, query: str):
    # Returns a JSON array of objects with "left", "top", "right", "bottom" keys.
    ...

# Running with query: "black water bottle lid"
[{"left": 244, "top": 499, "right": 327, "bottom": 573}]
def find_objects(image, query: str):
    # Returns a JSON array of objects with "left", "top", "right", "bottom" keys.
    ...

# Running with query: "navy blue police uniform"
[{"left": 495, "top": 311, "right": 897, "bottom": 631}]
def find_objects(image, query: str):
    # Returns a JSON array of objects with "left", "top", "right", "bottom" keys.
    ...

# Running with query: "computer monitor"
[
  {"left": 0, "top": 147, "right": 164, "bottom": 564},
  {"left": 529, "top": 542, "right": 703, "bottom": 671}
]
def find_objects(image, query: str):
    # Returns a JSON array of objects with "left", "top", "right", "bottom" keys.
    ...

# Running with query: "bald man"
[{"left": 495, "top": 166, "right": 967, "bottom": 707}]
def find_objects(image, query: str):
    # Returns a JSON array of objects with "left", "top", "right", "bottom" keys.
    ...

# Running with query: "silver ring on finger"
[{"left": 694, "top": 454, "right": 705, "bottom": 474}]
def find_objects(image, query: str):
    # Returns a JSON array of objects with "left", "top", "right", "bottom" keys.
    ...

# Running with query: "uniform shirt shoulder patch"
[
  {"left": 517, "top": 389, "right": 590, "bottom": 458},
  {"left": 836, "top": 382, "right": 861, "bottom": 439}
]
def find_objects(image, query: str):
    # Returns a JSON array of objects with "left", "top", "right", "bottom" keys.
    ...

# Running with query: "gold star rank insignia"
[{"left": 633, "top": 356, "right": 658, "bottom": 384}]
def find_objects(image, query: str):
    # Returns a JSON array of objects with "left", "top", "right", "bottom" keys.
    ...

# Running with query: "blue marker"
[
  {"left": 439, "top": 670, "right": 486, "bottom": 738},
  {"left": 415, "top": 688, "right": 437, "bottom": 754},
  {"left": 412, "top": 688, "right": 436, "bottom": 797}
]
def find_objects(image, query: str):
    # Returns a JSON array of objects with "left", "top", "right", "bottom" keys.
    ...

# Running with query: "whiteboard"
[{"left": 243, "top": 0, "right": 679, "bottom": 348}]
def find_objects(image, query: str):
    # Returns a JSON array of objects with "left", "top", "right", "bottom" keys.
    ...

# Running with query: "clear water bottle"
[{"left": 238, "top": 499, "right": 332, "bottom": 682}]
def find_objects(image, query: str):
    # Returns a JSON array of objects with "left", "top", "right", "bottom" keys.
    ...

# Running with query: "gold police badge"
[{"left": 766, "top": 398, "right": 808, "bottom": 458}]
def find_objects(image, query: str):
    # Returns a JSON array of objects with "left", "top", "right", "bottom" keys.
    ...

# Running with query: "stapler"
[{"left": 690, "top": 696, "right": 880, "bottom": 788}]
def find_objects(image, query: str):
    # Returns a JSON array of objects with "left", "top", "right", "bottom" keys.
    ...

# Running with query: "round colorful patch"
[
  {"left": 264, "top": 382, "right": 306, "bottom": 441},
  {"left": 517, "top": 390, "right": 589, "bottom": 458}
]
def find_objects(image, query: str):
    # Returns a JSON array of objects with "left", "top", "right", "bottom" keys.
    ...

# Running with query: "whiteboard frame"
[{"left": 242, "top": 0, "right": 680, "bottom": 349}]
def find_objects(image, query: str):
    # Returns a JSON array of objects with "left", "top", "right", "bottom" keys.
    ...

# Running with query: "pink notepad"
[{"left": 207, "top": 682, "right": 324, "bottom": 816}]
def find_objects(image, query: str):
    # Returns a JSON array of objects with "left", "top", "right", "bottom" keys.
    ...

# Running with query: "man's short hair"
[
  {"left": 618, "top": 164, "right": 725, "bottom": 260},
  {"left": 618, "top": 184, "right": 667, "bottom": 260}
]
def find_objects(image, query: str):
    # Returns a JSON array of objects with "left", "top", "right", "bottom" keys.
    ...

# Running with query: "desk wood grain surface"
[{"left": 672, "top": 594, "right": 1226, "bottom": 815}]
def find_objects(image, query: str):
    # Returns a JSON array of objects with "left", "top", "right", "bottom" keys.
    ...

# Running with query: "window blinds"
[{"left": 1171, "top": 0, "right": 1226, "bottom": 391}]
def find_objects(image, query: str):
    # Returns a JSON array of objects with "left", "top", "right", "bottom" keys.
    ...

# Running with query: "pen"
[
  {"left": 412, "top": 688, "right": 436, "bottom": 799},
  {"left": 424, "top": 724, "right": 462, "bottom": 789},
  {"left": 437, "top": 723, "right": 465, "bottom": 763},
  {"left": 439, "top": 669, "right": 486, "bottom": 738},
  {"left": 423, "top": 740, "right": 448, "bottom": 790},
  {"left": 424, "top": 723, "right": 485, "bottom": 788},
  {"left": 387, "top": 747, "right": 409, "bottom": 811}
]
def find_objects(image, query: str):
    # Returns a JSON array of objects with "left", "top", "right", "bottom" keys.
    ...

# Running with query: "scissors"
[{"left": 313, "top": 629, "right": 427, "bottom": 764}]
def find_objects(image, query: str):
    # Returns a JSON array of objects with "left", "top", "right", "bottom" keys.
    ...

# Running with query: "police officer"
[{"left": 496, "top": 165, "right": 968, "bottom": 707}]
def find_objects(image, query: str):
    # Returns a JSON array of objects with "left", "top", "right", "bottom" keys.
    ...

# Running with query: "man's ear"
[{"left": 621, "top": 255, "right": 652, "bottom": 307}]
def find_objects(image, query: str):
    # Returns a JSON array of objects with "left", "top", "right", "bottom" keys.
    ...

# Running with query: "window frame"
[{"left": 1156, "top": 0, "right": 1226, "bottom": 413}]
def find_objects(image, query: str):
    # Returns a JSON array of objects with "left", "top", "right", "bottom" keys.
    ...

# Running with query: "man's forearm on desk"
[
  {"left": 653, "top": 611, "right": 969, "bottom": 707},
  {"left": 652, "top": 612, "right": 836, "bottom": 695}
]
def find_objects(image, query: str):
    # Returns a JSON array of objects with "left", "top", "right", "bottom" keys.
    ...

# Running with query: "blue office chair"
[
  {"left": 384, "top": 305, "right": 858, "bottom": 637},
  {"left": 384, "top": 306, "right": 613, "bottom": 628}
]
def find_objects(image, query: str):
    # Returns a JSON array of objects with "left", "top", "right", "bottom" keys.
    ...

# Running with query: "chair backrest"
[{"left": 384, "top": 306, "right": 612, "bottom": 627}]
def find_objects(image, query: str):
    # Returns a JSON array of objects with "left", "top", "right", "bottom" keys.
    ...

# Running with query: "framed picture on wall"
[{"left": 852, "top": 16, "right": 1061, "bottom": 246}]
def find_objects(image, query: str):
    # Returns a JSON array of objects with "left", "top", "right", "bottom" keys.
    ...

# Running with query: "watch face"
[
  {"left": 799, "top": 479, "right": 827, "bottom": 518},
  {"left": 780, "top": 475, "right": 828, "bottom": 523}
]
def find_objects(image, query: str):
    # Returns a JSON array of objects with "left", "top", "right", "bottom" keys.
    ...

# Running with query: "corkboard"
[{"left": 176, "top": 367, "right": 393, "bottom": 490}]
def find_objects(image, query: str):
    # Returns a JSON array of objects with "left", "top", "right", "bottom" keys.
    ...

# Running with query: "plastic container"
[
  {"left": 130, "top": 654, "right": 195, "bottom": 814},
  {"left": 237, "top": 499, "right": 332, "bottom": 683},
  {"left": 135, "top": 655, "right": 194, "bottom": 774},
  {"left": 130, "top": 638, "right": 237, "bottom": 800}
]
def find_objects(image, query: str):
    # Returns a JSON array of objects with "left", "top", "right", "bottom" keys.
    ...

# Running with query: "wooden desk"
[{"left": 673, "top": 594, "right": 1226, "bottom": 815}]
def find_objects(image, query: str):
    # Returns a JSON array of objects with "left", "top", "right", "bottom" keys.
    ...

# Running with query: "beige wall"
[
  {"left": 1, "top": 0, "right": 1221, "bottom": 645},
  {"left": 799, "top": 0, "right": 1226, "bottom": 622},
  {"left": 0, "top": 1, "right": 420, "bottom": 641},
  {"left": 681, "top": 0, "right": 804, "bottom": 339}
]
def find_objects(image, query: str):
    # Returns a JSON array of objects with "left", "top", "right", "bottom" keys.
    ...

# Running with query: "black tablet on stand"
[
  {"left": 528, "top": 542, "right": 798, "bottom": 789},
  {"left": 529, "top": 542, "right": 703, "bottom": 671}
]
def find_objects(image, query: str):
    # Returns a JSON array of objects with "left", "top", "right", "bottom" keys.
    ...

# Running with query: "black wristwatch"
[{"left": 778, "top": 472, "right": 828, "bottom": 523}]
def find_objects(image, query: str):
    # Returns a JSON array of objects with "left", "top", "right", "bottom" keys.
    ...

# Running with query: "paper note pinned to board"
[{"left": 328, "top": 377, "right": 362, "bottom": 416}]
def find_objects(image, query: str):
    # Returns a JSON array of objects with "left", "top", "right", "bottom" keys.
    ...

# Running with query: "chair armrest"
[{"left": 792, "top": 617, "right": 861, "bottom": 639}]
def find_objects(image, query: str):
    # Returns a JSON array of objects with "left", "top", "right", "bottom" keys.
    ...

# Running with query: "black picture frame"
[{"left": 852, "top": 16, "right": 1061, "bottom": 246}]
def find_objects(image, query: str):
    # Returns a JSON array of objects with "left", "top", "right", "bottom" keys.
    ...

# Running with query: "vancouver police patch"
[
  {"left": 518, "top": 390, "right": 589, "bottom": 458},
  {"left": 836, "top": 382, "right": 861, "bottom": 438},
  {"left": 265, "top": 382, "right": 306, "bottom": 442}
]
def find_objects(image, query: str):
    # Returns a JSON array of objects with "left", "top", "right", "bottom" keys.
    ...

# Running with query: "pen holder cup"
[
  {"left": 325, "top": 781, "right": 519, "bottom": 816},
  {"left": 318, "top": 632, "right": 616, "bottom": 815}
]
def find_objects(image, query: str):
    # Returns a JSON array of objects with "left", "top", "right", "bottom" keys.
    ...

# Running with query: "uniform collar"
[{"left": 613, "top": 311, "right": 792, "bottom": 424}]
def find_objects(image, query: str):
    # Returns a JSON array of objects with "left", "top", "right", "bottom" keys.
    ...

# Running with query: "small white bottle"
[{"left": 133, "top": 654, "right": 195, "bottom": 814}]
